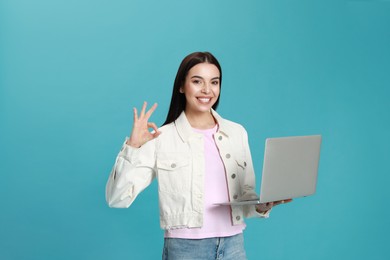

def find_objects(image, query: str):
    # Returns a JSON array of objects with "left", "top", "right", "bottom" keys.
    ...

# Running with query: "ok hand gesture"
[{"left": 126, "top": 102, "right": 161, "bottom": 148}]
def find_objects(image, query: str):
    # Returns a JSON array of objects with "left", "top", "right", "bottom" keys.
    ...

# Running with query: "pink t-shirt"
[{"left": 164, "top": 125, "right": 245, "bottom": 239}]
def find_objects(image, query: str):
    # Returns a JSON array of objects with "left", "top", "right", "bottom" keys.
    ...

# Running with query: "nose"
[{"left": 202, "top": 83, "right": 211, "bottom": 94}]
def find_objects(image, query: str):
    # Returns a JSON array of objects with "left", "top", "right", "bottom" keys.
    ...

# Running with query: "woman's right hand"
[
  {"left": 126, "top": 102, "right": 161, "bottom": 148},
  {"left": 255, "top": 199, "right": 293, "bottom": 214}
]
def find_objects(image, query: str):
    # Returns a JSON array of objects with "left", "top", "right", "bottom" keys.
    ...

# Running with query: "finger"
[
  {"left": 145, "top": 103, "right": 158, "bottom": 119},
  {"left": 273, "top": 201, "right": 282, "bottom": 206},
  {"left": 150, "top": 126, "right": 161, "bottom": 139},
  {"left": 152, "top": 131, "right": 161, "bottom": 139},
  {"left": 279, "top": 199, "right": 292, "bottom": 205},
  {"left": 148, "top": 122, "right": 159, "bottom": 133},
  {"left": 266, "top": 203, "right": 273, "bottom": 211},
  {"left": 262, "top": 202, "right": 272, "bottom": 210},
  {"left": 274, "top": 199, "right": 292, "bottom": 206},
  {"left": 133, "top": 107, "right": 138, "bottom": 121},
  {"left": 140, "top": 101, "right": 147, "bottom": 117}
]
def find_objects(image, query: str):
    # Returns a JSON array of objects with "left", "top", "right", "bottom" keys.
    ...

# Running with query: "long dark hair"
[{"left": 162, "top": 51, "right": 222, "bottom": 126}]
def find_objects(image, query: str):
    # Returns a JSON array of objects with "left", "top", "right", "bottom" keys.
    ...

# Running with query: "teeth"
[{"left": 198, "top": 98, "right": 211, "bottom": 103}]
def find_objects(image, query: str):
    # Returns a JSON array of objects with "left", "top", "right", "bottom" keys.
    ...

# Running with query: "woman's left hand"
[{"left": 255, "top": 199, "right": 293, "bottom": 214}]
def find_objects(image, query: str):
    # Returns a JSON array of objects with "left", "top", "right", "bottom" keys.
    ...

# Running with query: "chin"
[
  {"left": 197, "top": 103, "right": 215, "bottom": 112},
  {"left": 187, "top": 105, "right": 213, "bottom": 114}
]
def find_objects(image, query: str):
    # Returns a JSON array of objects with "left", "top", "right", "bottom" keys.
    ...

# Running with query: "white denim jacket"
[{"left": 106, "top": 110, "right": 268, "bottom": 230}]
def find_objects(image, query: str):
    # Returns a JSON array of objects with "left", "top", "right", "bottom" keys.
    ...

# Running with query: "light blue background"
[{"left": 1, "top": 0, "right": 389, "bottom": 259}]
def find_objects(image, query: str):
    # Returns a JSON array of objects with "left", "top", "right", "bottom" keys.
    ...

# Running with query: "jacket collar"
[{"left": 174, "top": 109, "right": 230, "bottom": 142}]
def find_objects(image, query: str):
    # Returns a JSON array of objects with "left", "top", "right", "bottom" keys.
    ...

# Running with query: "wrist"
[{"left": 126, "top": 139, "right": 141, "bottom": 148}]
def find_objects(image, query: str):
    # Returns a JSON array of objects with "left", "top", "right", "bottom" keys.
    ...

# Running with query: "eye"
[
  {"left": 211, "top": 80, "right": 219, "bottom": 85},
  {"left": 192, "top": 79, "right": 202, "bottom": 85}
]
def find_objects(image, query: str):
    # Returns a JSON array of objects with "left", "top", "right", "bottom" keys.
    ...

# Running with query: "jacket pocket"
[
  {"left": 233, "top": 158, "right": 247, "bottom": 196},
  {"left": 235, "top": 158, "right": 247, "bottom": 171},
  {"left": 156, "top": 154, "right": 191, "bottom": 193}
]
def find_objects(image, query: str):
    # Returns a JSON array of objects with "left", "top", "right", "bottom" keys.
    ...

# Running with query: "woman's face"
[{"left": 180, "top": 63, "right": 220, "bottom": 115}]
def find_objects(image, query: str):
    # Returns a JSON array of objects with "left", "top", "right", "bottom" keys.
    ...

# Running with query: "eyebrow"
[{"left": 191, "top": 75, "right": 220, "bottom": 80}]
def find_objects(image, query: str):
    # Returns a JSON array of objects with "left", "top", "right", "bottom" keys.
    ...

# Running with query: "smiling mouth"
[{"left": 197, "top": 97, "right": 212, "bottom": 103}]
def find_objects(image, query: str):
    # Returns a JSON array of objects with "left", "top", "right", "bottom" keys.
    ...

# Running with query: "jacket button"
[
  {"left": 233, "top": 194, "right": 238, "bottom": 200},
  {"left": 226, "top": 154, "right": 231, "bottom": 159},
  {"left": 244, "top": 161, "right": 247, "bottom": 167},
  {"left": 236, "top": 216, "right": 241, "bottom": 221},
  {"left": 218, "top": 136, "right": 222, "bottom": 141},
  {"left": 171, "top": 163, "right": 176, "bottom": 168},
  {"left": 231, "top": 174, "right": 236, "bottom": 179}
]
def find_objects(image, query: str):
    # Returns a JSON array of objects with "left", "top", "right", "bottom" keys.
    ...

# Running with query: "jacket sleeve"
[
  {"left": 240, "top": 128, "right": 271, "bottom": 219},
  {"left": 105, "top": 138, "right": 157, "bottom": 208}
]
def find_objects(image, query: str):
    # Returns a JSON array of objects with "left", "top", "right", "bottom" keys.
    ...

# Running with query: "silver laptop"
[{"left": 215, "top": 135, "right": 322, "bottom": 206}]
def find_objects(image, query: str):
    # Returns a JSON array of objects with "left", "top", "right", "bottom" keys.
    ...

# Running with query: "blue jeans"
[{"left": 162, "top": 233, "right": 247, "bottom": 260}]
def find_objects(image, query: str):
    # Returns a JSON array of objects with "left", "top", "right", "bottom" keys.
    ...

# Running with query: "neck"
[{"left": 185, "top": 110, "right": 216, "bottom": 129}]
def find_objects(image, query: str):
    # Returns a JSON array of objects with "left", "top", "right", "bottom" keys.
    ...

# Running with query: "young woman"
[{"left": 106, "top": 52, "right": 291, "bottom": 259}]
